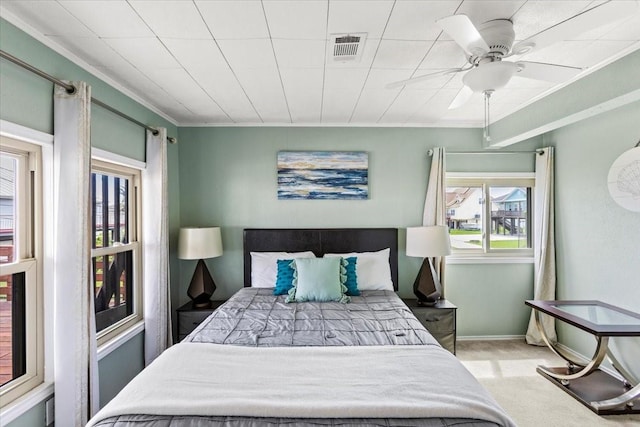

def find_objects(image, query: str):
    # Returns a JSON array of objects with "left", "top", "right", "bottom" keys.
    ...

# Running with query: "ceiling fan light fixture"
[{"left": 462, "top": 61, "right": 518, "bottom": 92}]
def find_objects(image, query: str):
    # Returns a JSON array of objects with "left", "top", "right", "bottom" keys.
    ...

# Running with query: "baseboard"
[
  {"left": 457, "top": 335, "right": 525, "bottom": 341},
  {"left": 555, "top": 342, "right": 589, "bottom": 363}
]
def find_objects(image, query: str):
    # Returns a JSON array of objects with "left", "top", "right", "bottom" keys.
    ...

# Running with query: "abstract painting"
[{"left": 277, "top": 151, "right": 368, "bottom": 200}]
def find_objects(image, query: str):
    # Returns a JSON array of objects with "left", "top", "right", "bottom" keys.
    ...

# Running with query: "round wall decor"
[{"left": 607, "top": 145, "right": 640, "bottom": 212}]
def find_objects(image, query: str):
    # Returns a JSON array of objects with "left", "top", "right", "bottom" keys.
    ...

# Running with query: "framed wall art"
[{"left": 277, "top": 151, "right": 368, "bottom": 200}]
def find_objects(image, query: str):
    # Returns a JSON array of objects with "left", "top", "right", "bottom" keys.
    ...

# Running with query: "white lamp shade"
[
  {"left": 178, "top": 227, "right": 223, "bottom": 260},
  {"left": 406, "top": 226, "right": 452, "bottom": 258}
]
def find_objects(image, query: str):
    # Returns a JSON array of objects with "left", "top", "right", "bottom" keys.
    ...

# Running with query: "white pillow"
[
  {"left": 324, "top": 248, "right": 393, "bottom": 291},
  {"left": 250, "top": 251, "right": 316, "bottom": 288}
]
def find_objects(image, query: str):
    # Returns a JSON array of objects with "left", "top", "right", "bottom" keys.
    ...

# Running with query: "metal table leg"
[
  {"left": 592, "top": 382, "right": 640, "bottom": 411},
  {"left": 607, "top": 349, "right": 639, "bottom": 388},
  {"left": 537, "top": 334, "right": 609, "bottom": 381},
  {"left": 587, "top": 348, "right": 640, "bottom": 410},
  {"left": 534, "top": 310, "right": 586, "bottom": 369}
]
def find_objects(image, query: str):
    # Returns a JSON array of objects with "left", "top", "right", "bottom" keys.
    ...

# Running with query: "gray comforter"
[
  {"left": 185, "top": 288, "right": 439, "bottom": 347},
  {"left": 90, "top": 289, "right": 508, "bottom": 427},
  {"left": 91, "top": 415, "right": 501, "bottom": 426}
]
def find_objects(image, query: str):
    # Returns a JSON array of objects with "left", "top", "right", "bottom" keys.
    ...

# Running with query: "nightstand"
[
  {"left": 403, "top": 299, "right": 457, "bottom": 354},
  {"left": 176, "top": 300, "right": 225, "bottom": 342}
]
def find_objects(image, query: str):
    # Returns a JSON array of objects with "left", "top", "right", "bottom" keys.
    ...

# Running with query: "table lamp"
[
  {"left": 406, "top": 226, "right": 451, "bottom": 306},
  {"left": 178, "top": 227, "right": 223, "bottom": 308}
]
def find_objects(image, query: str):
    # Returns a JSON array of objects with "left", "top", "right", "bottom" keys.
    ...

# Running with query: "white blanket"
[{"left": 87, "top": 343, "right": 516, "bottom": 427}]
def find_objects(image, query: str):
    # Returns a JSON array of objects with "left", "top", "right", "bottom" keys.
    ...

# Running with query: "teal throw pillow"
[
  {"left": 274, "top": 259, "right": 296, "bottom": 295},
  {"left": 286, "top": 257, "right": 350, "bottom": 304},
  {"left": 344, "top": 256, "right": 359, "bottom": 296}
]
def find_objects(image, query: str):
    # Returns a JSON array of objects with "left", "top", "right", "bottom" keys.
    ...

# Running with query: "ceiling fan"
[{"left": 388, "top": 1, "right": 639, "bottom": 111}]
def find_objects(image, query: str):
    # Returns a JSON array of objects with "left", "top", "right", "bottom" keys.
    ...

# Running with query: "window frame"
[
  {"left": 0, "top": 136, "right": 44, "bottom": 407},
  {"left": 90, "top": 159, "right": 142, "bottom": 347},
  {"left": 446, "top": 172, "right": 535, "bottom": 260}
]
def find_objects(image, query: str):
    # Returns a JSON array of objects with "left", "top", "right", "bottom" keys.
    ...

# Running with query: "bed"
[{"left": 87, "top": 228, "right": 515, "bottom": 427}]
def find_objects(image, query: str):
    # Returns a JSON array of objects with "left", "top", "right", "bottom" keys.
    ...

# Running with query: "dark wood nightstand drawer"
[
  {"left": 178, "top": 310, "right": 214, "bottom": 335},
  {"left": 412, "top": 309, "right": 455, "bottom": 333},
  {"left": 176, "top": 300, "right": 225, "bottom": 342},
  {"left": 432, "top": 332, "right": 455, "bottom": 353},
  {"left": 403, "top": 298, "right": 457, "bottom": 354}
]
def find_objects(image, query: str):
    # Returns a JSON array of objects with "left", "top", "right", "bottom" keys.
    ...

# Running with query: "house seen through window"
[{"left": 446, "top": 175, "right": 534, "bottom": 256}]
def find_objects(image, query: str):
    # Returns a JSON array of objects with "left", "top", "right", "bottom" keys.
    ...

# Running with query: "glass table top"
[
  {"left": 526, "top": 300, "right": 640, "bottom": 335},
  {"left": 555, "top": 304, "right": 640, "bottom": 326}
]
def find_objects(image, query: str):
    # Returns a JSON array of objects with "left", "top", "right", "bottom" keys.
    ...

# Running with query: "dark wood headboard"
[{"left": 243, "top": 228, "right": 398, "bottom": 290}]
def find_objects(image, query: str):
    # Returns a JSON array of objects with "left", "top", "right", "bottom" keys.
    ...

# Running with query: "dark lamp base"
[
  {"left": 192, "top": 300, "right": 212, "bottom": 309},
  {"left": 413, "top": 257, "right": 442, "bottom": 305},
  {"left": 187, "top": 259, "right": 217, "bottom": 309},
  {"left": 416, "top": 299, "right": 438, "bottom": 307}
]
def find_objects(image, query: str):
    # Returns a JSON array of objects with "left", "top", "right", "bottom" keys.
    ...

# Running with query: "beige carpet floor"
[{"left": 456, "top": 340, "right": 640, "bottom": 427}]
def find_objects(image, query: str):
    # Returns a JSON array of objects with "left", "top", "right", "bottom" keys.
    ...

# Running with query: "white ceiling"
[{"left": 2, "top": 0, "right": 639, "bottom": 127}]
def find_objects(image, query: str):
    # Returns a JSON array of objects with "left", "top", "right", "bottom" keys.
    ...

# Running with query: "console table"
[{"left": 526, "top": 300, "right": 640, "bottom": 415}]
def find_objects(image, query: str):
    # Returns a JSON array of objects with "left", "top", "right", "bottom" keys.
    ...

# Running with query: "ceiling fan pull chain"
[{"left": 483, "top": 90, "right": 493, "bottom": 143}]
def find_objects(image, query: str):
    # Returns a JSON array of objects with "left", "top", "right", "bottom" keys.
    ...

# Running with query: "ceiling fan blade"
[
  {"left": 386, "top": 68, "right": 464, "bottom": 89},
  {"left": 515, "top": 61, "right": 582, "bottom": 83},
  {"left": 512, "top": 1, "right": 639, "bottom": 55},
  {"left": 436, "top": 15, "right": 490, "bottom": 57},
  {"left": 449, "top": 86, "right": 474, "bottom": 109}
]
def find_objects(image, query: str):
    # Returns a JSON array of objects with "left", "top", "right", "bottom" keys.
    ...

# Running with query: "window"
[
  {"left": 446, "top": 174, "right": 534, "bottom": 256},
  {"left": 0, "top": 136, "right": 43, "bottom": 406},
  {"left": 91, "top": 160, "right": 141, "bottom": 345}
]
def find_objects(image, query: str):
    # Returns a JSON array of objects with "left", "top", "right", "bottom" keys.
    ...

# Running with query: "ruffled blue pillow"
[
  {"left": 344, "top": 256, "right": 359, "bottom": 296},
  {"left": 285, "top": 257, "right": 350, "bottom": 304},
  {"left": 273, "top": 259, "right": 296, "bottom": 295}
]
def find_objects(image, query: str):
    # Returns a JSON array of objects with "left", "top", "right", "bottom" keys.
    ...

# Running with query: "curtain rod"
[
  {"left": 91, "top": 98, "right": 177, "bottom": 143},
  {"left": 0, "top": 49, "right": 177, "bottom": 144},
  {"left": 1, "top": 49, "right": 76, "bottom": 93},
  {"left": 428, "top": 149, "right": 544, "bottom": 156}
]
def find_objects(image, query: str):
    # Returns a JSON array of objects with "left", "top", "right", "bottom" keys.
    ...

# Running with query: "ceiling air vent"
[{"left": 330, "top": 33, "right": 367, "bottom": 62}]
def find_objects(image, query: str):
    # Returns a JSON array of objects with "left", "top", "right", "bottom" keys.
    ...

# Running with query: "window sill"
[
  {"left": 447, "top": 256, "right": 534, "bottom": 264},
  {"left": 0, "top": 382, "right": 54, "bottom": 425},
  {"left": 97, "top": 320, "right": 145, "bottom": 361}
]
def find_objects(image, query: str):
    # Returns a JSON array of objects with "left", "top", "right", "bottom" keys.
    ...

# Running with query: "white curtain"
[
  {"left": 422, "top": 147, "right": 448, "bottom": 293},
  {"left": 142, "top": 128, "right": 172, "bottom": 365},
  {"left": 526, "top": 147, "right": 557, "bottom": 345},
  {"left": 53, "top": 81, "right": 99, "bottom": 425}
]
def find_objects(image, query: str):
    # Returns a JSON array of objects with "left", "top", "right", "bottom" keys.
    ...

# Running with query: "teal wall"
[
  {"left": 5, "top": 400, "right": 46, "bottom": 427},
  {"left": 176, "top": 126, "right": 540, "bottom": 337},
  {"left": 446, "top": 263, "right": 534, "bottom": 337},
  {"left": 98, "top": 333, "right": 145, "bottom": 408},
  {"left": 0, "top": 18, "right": 181, "bottom": 426},
  {"left": 543, "top": 100, "right": 640, "bottom": 378}
]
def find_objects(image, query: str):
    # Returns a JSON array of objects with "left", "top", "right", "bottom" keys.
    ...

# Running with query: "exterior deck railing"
[
  {"left": 491, "top": 210, "right": 527, "bottom": 218},
  {"left": 0, "top": 301, "right": 13, "bottom": 386}
]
